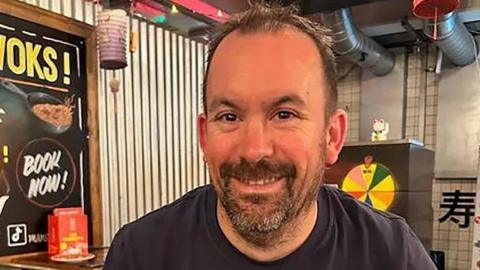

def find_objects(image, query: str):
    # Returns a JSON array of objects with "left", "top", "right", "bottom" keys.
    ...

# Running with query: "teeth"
[
  {"left": 241, "top": 178, "right": 279, "bottom": 185},
  {"left": 266, "top": 178, "right": 275, "bottom": 184}
]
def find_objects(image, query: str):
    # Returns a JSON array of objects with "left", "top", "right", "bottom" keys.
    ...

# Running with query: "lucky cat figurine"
[{"left": 371, "top": 118, "right": 389, "bottom": 141}]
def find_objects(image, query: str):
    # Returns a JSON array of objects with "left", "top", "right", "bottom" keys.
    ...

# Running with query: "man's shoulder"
[
  {"left": 116, "top": 185, "right": 212, "bottom": 240},
  {"left": 321, "top": 186, "right": 435, "bottom": 269},
  {"left": 104, "top": 186, "right": 214, "bottom": 269},
  {"left": 323, "top": 186, "right": 409, "bottom": 235}
]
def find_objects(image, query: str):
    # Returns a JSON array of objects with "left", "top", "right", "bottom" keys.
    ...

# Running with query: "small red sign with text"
[{"left": 48, "top": 207, "right": 88, "bottom": 256}]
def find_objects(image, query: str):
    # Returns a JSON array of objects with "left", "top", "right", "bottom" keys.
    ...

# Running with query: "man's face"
[{"left": 199, "top": 28, "right": 345, "bottom": 246}]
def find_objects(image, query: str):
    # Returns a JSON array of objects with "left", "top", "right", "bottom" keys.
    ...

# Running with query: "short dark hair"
[{"left": 202, "top": 2, "right": 338, "bottom": 116}]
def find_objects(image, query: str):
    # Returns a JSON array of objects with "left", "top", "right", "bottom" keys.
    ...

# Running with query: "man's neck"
[{"left": 216, "top": 200, "right": 318, "bottom": 262}]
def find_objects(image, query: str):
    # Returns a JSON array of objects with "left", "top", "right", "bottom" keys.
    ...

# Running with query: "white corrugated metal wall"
[{"left": 22, "top": 0, "right": 209, "bottom": 244}]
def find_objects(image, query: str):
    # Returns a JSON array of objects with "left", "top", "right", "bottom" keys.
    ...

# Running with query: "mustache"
[{"left": 219, "top": 158, "right": 297, "bottom": 181}]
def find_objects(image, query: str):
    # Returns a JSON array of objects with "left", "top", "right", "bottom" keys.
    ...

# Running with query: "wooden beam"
[
  {"left": 0, "top": 0, "right": 95, "bottom": 37},
  {"left": 86, "top": 28, "right": 103, "bottom": 248}
]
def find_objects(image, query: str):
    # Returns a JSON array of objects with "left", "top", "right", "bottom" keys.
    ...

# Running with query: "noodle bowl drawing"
[
  {"left": 32, "top": 101, "right": 73, "bottom": 128},
  {"left": 0, "top": 79, "right": 73, "bottom": 134}
]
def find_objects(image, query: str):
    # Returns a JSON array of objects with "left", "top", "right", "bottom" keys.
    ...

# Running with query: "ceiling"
[
  {"left": 203, "top": 0, "right": 393, "bottom": 14},
  {"left": 106, "top": 0, "right": 221, "bottom": 41},
  {"left": 203, "top": 0, "right": 480, "bottom": 47},
  {"left": 104, "top": 0, "right": 480, "bottom": 46}
]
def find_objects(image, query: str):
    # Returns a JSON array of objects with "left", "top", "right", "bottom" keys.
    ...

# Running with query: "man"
[{"left": 104, "top": 3, "right": 437, "bottom": 269}]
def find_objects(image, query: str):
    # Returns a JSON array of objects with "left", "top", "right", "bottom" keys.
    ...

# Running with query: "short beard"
[
  {"left": 217, "top": 153, "right": 325, "bottom": 248},
  {"left": 222, "top": 179, "right": 294, "bottom": 248}
]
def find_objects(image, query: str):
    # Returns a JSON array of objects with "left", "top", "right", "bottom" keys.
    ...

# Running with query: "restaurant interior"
[{"left": 0, "top": 0, "right": 479, "bottom": 269}]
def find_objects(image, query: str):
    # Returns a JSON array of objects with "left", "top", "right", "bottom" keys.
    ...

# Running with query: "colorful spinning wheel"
[{"left": 341, "top": 157, "right": 396, "bottom": 211}]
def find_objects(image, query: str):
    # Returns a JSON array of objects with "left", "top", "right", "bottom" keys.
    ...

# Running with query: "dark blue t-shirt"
[{"left": 104, "top": 185, "right": 437, "bottom": 270}]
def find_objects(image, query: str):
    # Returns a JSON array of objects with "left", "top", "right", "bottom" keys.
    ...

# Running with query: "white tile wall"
[{"left": 337, "top": 44, "right": 477, "bottom": 270}]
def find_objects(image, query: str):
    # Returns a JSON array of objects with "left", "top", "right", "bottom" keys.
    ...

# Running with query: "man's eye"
[
  {"left": 276, "top": 111, "right": 295, "bottom": 120},
  {"left": 219, "top": 113, "right": 238, "bottom": 122}
]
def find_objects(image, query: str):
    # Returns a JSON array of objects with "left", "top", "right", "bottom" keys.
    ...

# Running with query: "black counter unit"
[{"left": 324, "top": 139, "right": 434, "bottom": 249}]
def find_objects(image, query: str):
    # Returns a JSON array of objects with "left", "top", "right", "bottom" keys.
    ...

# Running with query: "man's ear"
[
  {"left": 198, "top": 113, "right": 208, "bottom": 156},
  {"left": 325, "top": 109, "right": 348, "bottom": 165}
]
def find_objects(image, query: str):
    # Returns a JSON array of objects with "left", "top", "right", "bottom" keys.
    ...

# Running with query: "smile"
[
  {"left": 237, "top": 177, "right": 282, "bottom": 185},
  {"left": 229, "top": 176, "right": 287, "bottom": 194}
]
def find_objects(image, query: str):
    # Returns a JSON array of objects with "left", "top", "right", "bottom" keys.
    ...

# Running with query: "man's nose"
[{"left": 239, "top": 120, "right": 274, "bottom": 162}]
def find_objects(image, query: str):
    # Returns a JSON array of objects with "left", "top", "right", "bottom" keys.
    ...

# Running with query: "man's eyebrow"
[
  {"left": 267, "top": 94, "right": 307, "bottom": 110},
  {"left": 208, "top": 94, "right": 306, "bottom": 113},
  {"left": 208, "top": 97, "right": 242, "bottom": 113}
]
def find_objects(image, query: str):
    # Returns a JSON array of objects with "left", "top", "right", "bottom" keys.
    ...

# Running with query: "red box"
[{"left": 48, "top": 207, "right": 88, "bottom": 256}]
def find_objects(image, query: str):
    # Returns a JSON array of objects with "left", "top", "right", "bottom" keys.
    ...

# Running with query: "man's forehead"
[
  {"left": 207, "top": 31, "right": 324, "bottom": 86},
  {"left": 205, "top": 25, "right": 328, "bottom": 113}
]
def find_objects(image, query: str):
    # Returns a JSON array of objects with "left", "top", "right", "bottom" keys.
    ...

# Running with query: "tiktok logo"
[{"left": 7, "top": 224, "right": 27, "bottom": 247}]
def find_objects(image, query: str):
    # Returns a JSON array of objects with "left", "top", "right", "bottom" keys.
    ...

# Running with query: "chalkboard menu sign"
[{"left": 0, "top": 11, "right": 89, "bottom": 256}]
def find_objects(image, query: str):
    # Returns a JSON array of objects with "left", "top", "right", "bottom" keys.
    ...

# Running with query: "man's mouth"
[
  {"left": 219, "top": 159, "right": 296, "bottom": 194},
  {"left": 236, "top": 177, "right": 283, "bottom": 186},
  {"left": 228, "top": 176, "right": 287, "bottom": 194}
]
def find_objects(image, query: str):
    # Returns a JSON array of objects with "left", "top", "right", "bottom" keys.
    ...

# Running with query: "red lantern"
[
  {"left": 413, "top": 0, "right": 460, "bottom": 40},
  {"left": 413, "top": 0, "right": 459, "bottom": 19}
]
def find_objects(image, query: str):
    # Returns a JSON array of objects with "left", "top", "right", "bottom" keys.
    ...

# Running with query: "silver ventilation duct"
[
  {"left": 423, "top": 12, "right": 477, "bottom": 66},
  {"left": 319, "top": 8, "right": 395, "bottom": 76}
]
